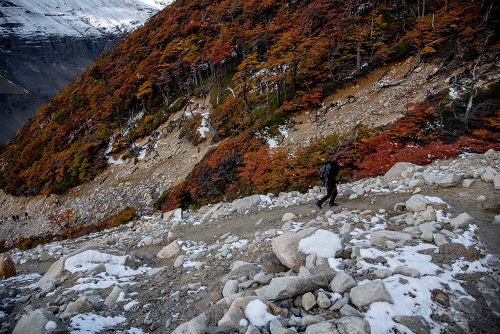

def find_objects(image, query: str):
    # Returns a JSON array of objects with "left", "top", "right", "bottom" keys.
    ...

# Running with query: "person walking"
[{"left": 317, "top": 155, "right": 345, "bottom": 209}]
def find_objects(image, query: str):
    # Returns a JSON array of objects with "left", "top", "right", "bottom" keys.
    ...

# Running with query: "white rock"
[{"left": 450, "top": 212, "right": 474, "bottom": 229}]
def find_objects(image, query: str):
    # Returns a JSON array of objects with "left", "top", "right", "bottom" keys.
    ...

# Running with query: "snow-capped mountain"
[
  {"left": 0, "top": 0, "right": 174, "bottom": 143},
  {"left": 0, "top": 0, "right": 174, "bottom": 38}
]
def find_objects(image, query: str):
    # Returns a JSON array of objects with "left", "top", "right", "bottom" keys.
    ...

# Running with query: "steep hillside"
[{"left": 0, "top": 0, "right": 499, "bottom": 207}]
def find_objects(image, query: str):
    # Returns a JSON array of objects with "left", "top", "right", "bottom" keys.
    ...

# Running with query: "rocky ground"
[{"left": 0, "top": 150, "right": 499, "bottom": 334}]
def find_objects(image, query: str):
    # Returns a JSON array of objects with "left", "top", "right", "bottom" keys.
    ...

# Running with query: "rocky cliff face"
[{"left": 0, "top": 35, "right": 119, "bottom": 142}]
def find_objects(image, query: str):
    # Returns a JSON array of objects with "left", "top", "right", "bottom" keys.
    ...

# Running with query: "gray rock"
[
  {"left": 394, "top": 315, "right": 431, "bottom": 334},
  {"left": 223, "top": 280, "right": 239, "bottom": 297},
  {"left": 104, "top": 286, "right": 123, "bottom": 307},
  {"left": 330, "top": 272, "right": 356, "bottom": 294},
  {"left": 330, "top": 296, "right": 349, "bottom": 310},
  {"left": 157, "top": 241, "right": 181, "bottom": 259},
  {"left": 424, "top": 173, "right": 462, "bottom": 187},
  {"left": 393, "top": 266, "right": 421, "bottom": 278},
  {"left": 305, "top": 322, "right": 340, "bottom": 334},
  {"left": 217, "top": 305, "right": 244, "bottom": 330},
  {"left": 254, "top": 272, "right": 274, "bottom": 285},
  {"left": 350, "top": 280, "right": 393, "bottom": 308},
  {"left": 433, "top": 233, "right": 450, "bottom": 246},
  {"left": 302, "top": 292, "right": 317, "bottom": 311},
  {"left": 462, "top": 179, "right": 475, "bottom": 187},
  {"left": 450, "top": 212, "right": 474, "bottom": 229},
  {"left": 259, "top": 252, "right": 288, "bottom": 274},
  {"left": 340, "top": 304, "right": 363, "bottom": 318},
  {"left": 222, "top": 263, "right": 261, "bottom": 283},
  {"left": 317, "top": 291, "right": 332, "bottom": 309},
  {"left": 173, "top": 255, "right": 186, "bottom": 268},
  {"left": 272, "top": 228, "right": 317, "bottom": 272},
  {"left": 264, "top": 274, "right": 329, "bottom": 301},
  {"left": 494, "top": 174, "right": 500, "bottom": 190},
  {"left": 409, "top": 178, "right": 425, "bottom": 187},
  {"left": 383, "top": 162, "right": 420, "bottom": 182},
  {"left": 61, "top": 296, "right": 92, "bottom": 318},
  {"left": 233, "top": 195, "right": 262, "bottom": 211},
  {"left": 370, "top": 230, "right": 412, "bottom": 246},
  {"left": 12, "top": 308, "right": 69, "bottom": 334},
  {"left": 419, "top": 207, "right": 437, "bottom": 222},
  {"left": 406, "top": 194, "right": 447, "bottom": 212},
  {"left": 481, "top": 166, "right": 498, "bottom": 182},
  {"left": 245, "top": 325, "right": 261, "bottom": 334},
  {"left": 282, "top": 212, "right": 298, "bottom": 222},
  {"left": 335, "top": 316, "right": 371, "bottom": 334},
  {"left": 269, "top": 318, "right": 296, "bottom": 334},
  {"left": 172, "top": 313, "right": 208, "bottom": 334},
  {"left": 373, "top": 269, "right": 392, "bottom": 279}
]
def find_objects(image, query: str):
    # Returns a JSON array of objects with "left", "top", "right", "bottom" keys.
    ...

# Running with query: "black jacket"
[{"left": 326, "top": 161, "right": 340, "bottom": 185}]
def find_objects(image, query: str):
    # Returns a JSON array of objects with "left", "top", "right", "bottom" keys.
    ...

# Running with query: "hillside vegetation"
[{"left": 0, "top": 0, "right": 499, "bottom": 210}]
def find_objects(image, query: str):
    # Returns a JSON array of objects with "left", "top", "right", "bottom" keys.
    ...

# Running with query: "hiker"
[
  {"left": 55, "top": 198, "right": 61, "bottom": 206},
  {"left": 25, "top": 211, "right": 29, "bottom": 219},
  {"left": 317, "top": 155, "right": 345, "bottom": 209}
]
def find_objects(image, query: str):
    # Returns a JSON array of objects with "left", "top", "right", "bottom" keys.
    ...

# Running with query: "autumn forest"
[{"left": 0, "top": 0, "right": 499, "bottom": 212}]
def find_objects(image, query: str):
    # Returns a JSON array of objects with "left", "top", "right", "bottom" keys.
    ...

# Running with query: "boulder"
[
  {"left": 217, "top": 305, "right": 244, "bottom": 330},
  {"left": 264, "top": 274, "right": 329, "bottom": 301},
  {"left": 494, "top": 174, "right": 500, "bottom": 190},
  {"left": 393, "top": 266, "right": 421, "bottom": 278},
  {"left": 394, "top": 315, "right": 431, "bottom": 334},
  {"left": 383, "top": 162, "right": 420, "bottom": 182},
  {"left": 171, "top": 313, "right": 208, "bottom": 334},
  {"left": 223, "top": 280, "right": 239, "bottom": 297},
  {"left": 450, "top": 212, "right": 474, "bottom": 229},
  {"left": 272, "top": 228, "right": 317, "bottom": 272},
  {"left": 329, "top": 272, "right": 356, "bottom": 294},
  {"left": 317, "top": 291, "right": 332, "bottom": 309},
  {"left": 156, "top": 241, "right": 181, "bottom": 259},
  {"left": 269, "top": 318, "right": 296, "bottom": 334},
  {"left": 336, "top": 316, "right": 371, "bottom": 334},
  {"left": 424, "top": 173, "right": 462, "bottom": 187},
  {"left": 350, "top": 280, "right": 393, "bottom": 308},
  {"left": 104, "top": 286, "right": 123, "bottom": 307},
  {"left": 302, "top": 292, "right": 317, "bottom": 311},
  {"left": 406, "top": 195, "right": 447, "bottom": 212},
  {"left": 12, "top": 308, "right": 68, "bottom": 334},
  {"left": 370, "top": 230, "right": 412, "bottom": 246},
  {"left": 233, "top": 195, "right": 262, "bottom": 211},
  {"left": 481, "top": 166, "right": 498, "bottom": 182},
  {"left": 259, "top": 253, "right": 288, "bottom": 274},
  {"left": 0, "top": 253, "right": 16, "bottom": 279},
  {"left": 340, "top": 304, "right": 363, "bottom": 318},
  {"left": 305, "top": 322, "right": 340, "bottom": 334},
  {"left": 373, "top": 269, "right": 392, "bottom": 279},
  {"left": 61, "top": 296, "right": 92, "bottom": 319},
  {"left": 282, "top": 212, "right": 298, "bottom": 222}
]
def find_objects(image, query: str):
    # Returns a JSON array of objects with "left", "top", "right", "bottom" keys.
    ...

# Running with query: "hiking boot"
[
  {"left": 329, "top": 202, "right": 339, "bottom": 207},
  {"left": 316, "top": 200, "right": 322, "bottom": 209}
]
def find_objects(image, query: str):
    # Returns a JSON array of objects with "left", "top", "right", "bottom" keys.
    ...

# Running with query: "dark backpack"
[{"left": 319, "top": 163, "right": 331, "bottom": 183}]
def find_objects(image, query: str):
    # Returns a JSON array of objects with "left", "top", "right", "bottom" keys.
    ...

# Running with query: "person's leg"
[
  {"left": 317, "top": 185, "right": 334, "bottom": 208},
  {"left": 328, "top": 184, "right": 338, "bottom": 206}
]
